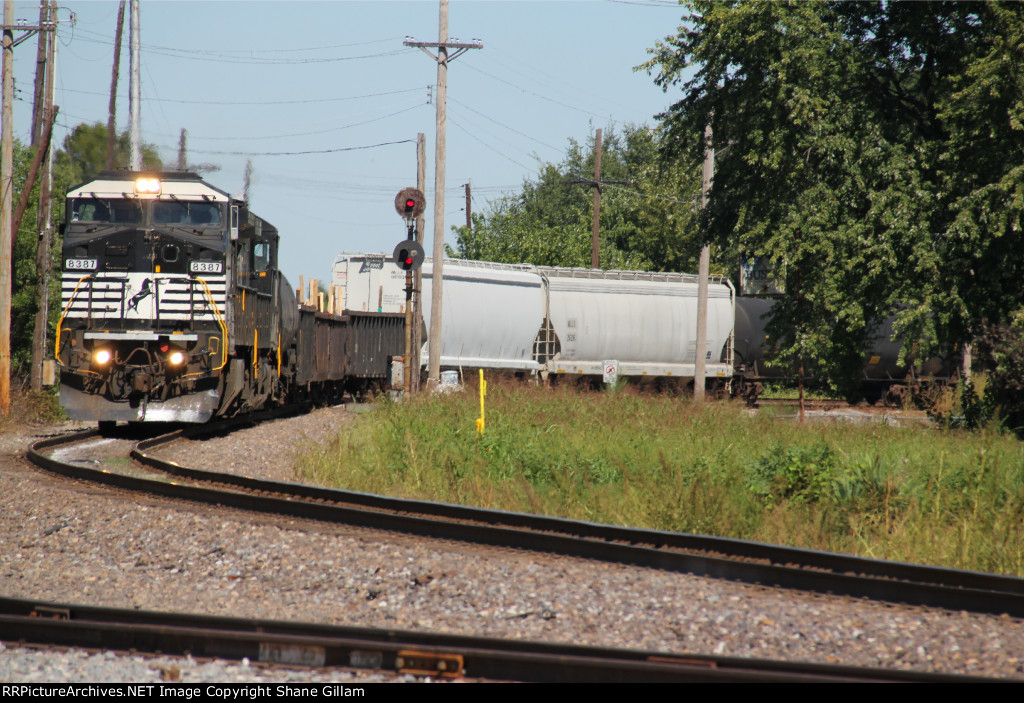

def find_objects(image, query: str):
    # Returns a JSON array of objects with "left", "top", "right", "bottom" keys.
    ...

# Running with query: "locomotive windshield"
[
  {"left": 68, "top": 197, "right": 223, "bottom": 229},
  {"left": 70, "top": 197, "right": 143, "bottom": 224},
  {"left": 153, "top": 200, "right": 222, "bottom": 227}
]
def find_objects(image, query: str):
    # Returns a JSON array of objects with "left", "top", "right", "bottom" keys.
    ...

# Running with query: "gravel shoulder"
[{"left": 2, "top": 407, "right": 1023, "bottom": 681}]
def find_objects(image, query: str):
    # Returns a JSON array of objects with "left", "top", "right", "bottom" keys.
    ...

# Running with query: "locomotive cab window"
[
  {"left": 153, "top": 200, "right": 223, "bottom": 227},
  {"left": 253, "top": 242, "right": 270, "bottom": 272},
  {"left": 70, "top": 197, "right": 142, "bottom": 224}
]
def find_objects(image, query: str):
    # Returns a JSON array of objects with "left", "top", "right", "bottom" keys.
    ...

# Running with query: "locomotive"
[{"left": 57, "top": 171, "right": 403, "bottom": 426}]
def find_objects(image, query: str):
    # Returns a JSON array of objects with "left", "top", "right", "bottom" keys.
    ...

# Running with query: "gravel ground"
[{"left": 2, "top": 406, "right": 1024, "bottom": 681}]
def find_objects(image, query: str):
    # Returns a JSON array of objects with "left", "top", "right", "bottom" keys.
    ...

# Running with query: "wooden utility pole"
[
  {"left": 412, "top": 132, "right": 426, "bottom": 393},
  {"left": 569, "top": 128, "right": 628, "bottom": 269},
  {"left": 106, "top": 0, "right": 125, "bottom": 169},
  {"left": 407, "top": 133, "right": 423, "bottom": 397},
  {"left": 30, "top": 1, "right": 46, "bottom": 146},
  {"left": 405, "top": 2, "right": 481, "bottom": 390},
  {"left": 694, "top": 123, "right": 712, "bottom": 402},
  {"left": 1, "top": 0, "right": 56, "bottom": 407},
  {"left": 29, "top": 0, "right": 56, "bottom": 390},
  {"left": 1, "top": 0, "right": 14, "bottom": 415},
  {"left": 464, "top": 181, "right": 472, "bottom": 232},
  {"left": 591, "top": 128, "right": 602, "bottom": 269},
  {"left": 128, "top": 0, "right": 141, "bottom": 170}
]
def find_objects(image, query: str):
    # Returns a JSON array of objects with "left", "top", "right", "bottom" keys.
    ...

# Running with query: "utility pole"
[
  {"left": 412, "top": 132, "right": 426, "bottom": 393},
  {"left": 128, "top": 0, "right": 141, "bottom": 170},
  {"left": 0, "top": 0, "right": 57, "bottom": 410},
  {"left": 591, "top": 128, "right": 602, "bottom": 268},
  {"left": 464, "top": 181, "right": 471, "bottom": 233},
  {"left": 30, "top": 0, "right": 46, "bottom": 146},
  {"left": 694, "top": 123, "right": 713, "bottom": 402},
  {"left": 106, "top": 0, "right": 125, "bottom": 170},
  {"left": 569, "top": 128, "right": 627, "bottom": 269},
  {"left": 30, "top": 0, "right": 56, "bottom": 391},
  {"left": 405, "top": 1, "right": 481, "bottom": 390},
  {"left": 1, "top": 0, "right": 13, "bottom": 415}
]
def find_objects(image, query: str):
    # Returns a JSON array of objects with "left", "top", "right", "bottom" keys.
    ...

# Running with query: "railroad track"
[
  {"left": 0, "top": 596, "right": 987, "bottom": 682},
  {"left": 26, "top": 422, "right": 1024, "bottom": 621}
]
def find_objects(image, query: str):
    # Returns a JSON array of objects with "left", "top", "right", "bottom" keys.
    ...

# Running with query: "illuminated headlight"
[
  {"left": 94, "top": 349, "right": 112, "bottom": 365},
  {"left": 135, "top": 177, "right": 161, "bottom": 195},
  {"left": 168, "top": 351, "right": 185, "bottom": 366}
]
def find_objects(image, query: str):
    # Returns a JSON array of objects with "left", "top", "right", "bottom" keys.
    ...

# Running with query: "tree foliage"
[
  {"left": 450, "top": 125, "right": 709, "bottom": 272},
  {"left": 57, "top": 122, "right": 163, "bottom": 185},
  {"left": 643, "top": 1, "right": 1024, "bottom": 382}
]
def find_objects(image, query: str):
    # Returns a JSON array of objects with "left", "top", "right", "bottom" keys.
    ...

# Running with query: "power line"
[
  {"left": 482, "top": 46, "right": 650, "bottom": 120},
  {"left": 54, "top": 85, "right": 426, "bottom": 107},
  {"left": 149, "top": 104, "right": 426, "bottom": 143},
  {"left": 447, "top": 96, "right": 561, "bottom": 152},
  {"left": 447, "top": 106, "right": 542, "bottom": 162},
  {"left": 461, "top": 62, "right": 618, "bottom": 122},
  {"left": 176, "top": 138, "right": 416, "bottom": 157},
  {"left": 72, "top": 28, "right": 405, "bottom": 55},
  {"left": 447, "top": 114, "right": 535, "bottom": 172},
  {"left": 68, "top": 29, "right": 414, "bottom": 65}
]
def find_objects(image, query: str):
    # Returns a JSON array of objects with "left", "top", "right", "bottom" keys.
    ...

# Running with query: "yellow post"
[{"left": 475, "top": 369, "right": 486, "bottom": 435}]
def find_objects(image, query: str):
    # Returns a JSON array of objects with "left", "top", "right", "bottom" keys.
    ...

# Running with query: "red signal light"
[
  {"left": 395, "top": 188, "right": 425, "bottom": 219},
  {"left": 392, "top": 239, "right": 424, "bottom": 271}
]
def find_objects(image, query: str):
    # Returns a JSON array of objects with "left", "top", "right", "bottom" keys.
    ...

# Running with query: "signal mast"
[{"left": 393, "top": 188, "right": 426, "bottom": 394}]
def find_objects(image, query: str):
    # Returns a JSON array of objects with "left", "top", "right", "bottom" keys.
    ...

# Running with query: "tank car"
[{"left": 58, "top": 172, "right": 402, "bottom": 425}]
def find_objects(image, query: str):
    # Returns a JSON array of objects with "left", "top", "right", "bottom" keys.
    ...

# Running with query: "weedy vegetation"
[
  {"left": 0, "top": 386, "right": 65, "bottom": 432},
  {"left": 297, "top": 379, "right": 1024, "bottom": 577}
]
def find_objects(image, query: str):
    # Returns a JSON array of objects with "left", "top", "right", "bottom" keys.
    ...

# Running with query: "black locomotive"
[{"left": 57, "top": 171, "right": 403, "bottom": 425}]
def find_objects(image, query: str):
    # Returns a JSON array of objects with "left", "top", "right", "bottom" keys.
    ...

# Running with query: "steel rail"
[
  {"left": 26, "top": 428, "right": 1024, "bottom": 619},
  {"left": 0, "top": 596, "right": 988, "bottom": 683}
]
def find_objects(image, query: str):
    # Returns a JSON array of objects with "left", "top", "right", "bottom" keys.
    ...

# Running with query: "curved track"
[{"left": 26, "top": 424, "right": 1024, "bottom": 620}]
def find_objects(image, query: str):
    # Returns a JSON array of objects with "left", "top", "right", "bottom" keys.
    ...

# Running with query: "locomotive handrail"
[
  {"left": 192, "top": 275, "right": 229, "bottom": 371},
  {"left": 54, "top": 272, "right": 94, "bottom": 365}
]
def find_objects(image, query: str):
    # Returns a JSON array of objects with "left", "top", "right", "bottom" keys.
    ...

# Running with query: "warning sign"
[{"left": 603, "top": 360, "right": 619, "bottom": 386}]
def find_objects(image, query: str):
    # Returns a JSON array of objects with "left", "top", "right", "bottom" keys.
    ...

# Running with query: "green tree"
[
  {"left": 451, "top": 125, "right": 708, "bottom": 272},
  {"left": 57, "top": 122, "right": 163, "bottom": 185},
  {"left": 643, "top": 1, "right": 1024, "bottom": 384}
]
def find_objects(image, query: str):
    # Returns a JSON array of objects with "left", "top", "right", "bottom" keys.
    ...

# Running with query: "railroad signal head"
[
  {"left": 392, "top": 239, "right": 425, "bottom": 271},
  {"left": 395, "top": 187, "right": 426, "bottom": 221}
]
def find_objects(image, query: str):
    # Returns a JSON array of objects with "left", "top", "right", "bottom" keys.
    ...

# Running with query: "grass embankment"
[{"left": 297, "top": 381, "right": 1024, "bottom": 577}]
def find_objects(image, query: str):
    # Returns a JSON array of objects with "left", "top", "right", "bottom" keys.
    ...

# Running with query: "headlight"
[
  {"left": 168, "top": 351, "right": 185, "bottom": 366},
  {"left": 94, "top": 349, "right": 112, "bottom": 365},
  {"left": 135, "top": 177, "right": 161, "bottom": 194}
]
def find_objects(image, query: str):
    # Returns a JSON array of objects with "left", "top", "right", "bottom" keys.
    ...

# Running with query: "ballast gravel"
[{"left": 1, "top": 406, "right": 1023, "bottom": 682}]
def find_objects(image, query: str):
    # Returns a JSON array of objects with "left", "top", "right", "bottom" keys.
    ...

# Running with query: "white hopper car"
[{"left": 332, "top": 254, "right": 735, "bottom": 383}]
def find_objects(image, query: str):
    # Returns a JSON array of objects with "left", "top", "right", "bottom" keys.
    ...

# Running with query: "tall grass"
[{"left": 297, "top": 380, "right": 1024, "bottom": 576}]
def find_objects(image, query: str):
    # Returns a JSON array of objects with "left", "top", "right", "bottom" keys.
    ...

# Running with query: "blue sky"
[{"left": 11, "top": 0, "right": 690, "bottom": 285}]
